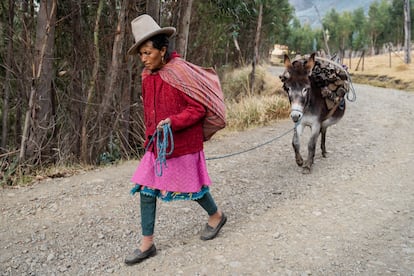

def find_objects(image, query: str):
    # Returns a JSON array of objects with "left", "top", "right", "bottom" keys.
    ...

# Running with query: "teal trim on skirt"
[{"left": 130, "top": 184, "right": 210, "bottom": 202}]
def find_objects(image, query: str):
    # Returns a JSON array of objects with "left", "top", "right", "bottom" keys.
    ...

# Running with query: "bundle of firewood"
[{"left": 311, "top": 60, "right": 349, "bottom": 109}]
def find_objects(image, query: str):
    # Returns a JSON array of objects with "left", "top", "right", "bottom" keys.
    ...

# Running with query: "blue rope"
[
  {"left": 144, "top": 122, "right": 295, "bottom": 167},
  {"left": 154, "top": 124, "right": 174, "bottom": 176},
  {"left": 205, "top": 126, "right": 295, "bottom": 161},
  {"left": 129, "top": 124, "right": 174, "bottom": 195}
]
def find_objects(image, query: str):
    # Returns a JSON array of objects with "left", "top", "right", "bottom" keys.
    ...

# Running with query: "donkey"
[{"left": 280, "top": 53, "right": 346, "bottom": 173}]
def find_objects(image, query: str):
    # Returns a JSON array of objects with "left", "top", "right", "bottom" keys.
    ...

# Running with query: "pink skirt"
[{"left": 131, "top": 151, "right": 212, "bottom": 193}]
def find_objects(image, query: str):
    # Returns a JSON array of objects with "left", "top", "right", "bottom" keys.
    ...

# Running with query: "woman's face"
[{"left": 138, "top": 41, "right": 166, "bottom": 71}]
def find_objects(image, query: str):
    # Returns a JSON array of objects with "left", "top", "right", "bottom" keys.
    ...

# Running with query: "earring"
[{"left": 161, "top": 56, "right": 166, "bottom": 64}]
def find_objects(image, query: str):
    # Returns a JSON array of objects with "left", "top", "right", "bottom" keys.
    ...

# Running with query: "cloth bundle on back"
[
  {"left": 124, "top": 14, "right": 227, "bottom": 266},
  {"left": 143, "top": 57, "right": 226, "bottom": 141}
]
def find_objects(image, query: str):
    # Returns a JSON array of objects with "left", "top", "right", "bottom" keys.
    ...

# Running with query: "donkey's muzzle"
[
  {"left": 290, "top": 111, "right": 303, "bottom": 123},
  {"left": 290, "top": 103, "right": 304, "bottom": 123}
]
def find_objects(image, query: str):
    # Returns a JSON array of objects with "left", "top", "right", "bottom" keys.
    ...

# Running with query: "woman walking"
[{"left": 125, "top": 14, "right": 227, "bottom": 265}]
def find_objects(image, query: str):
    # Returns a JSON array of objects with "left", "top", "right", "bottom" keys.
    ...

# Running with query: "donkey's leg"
[
  {"left": 293, "top": 125, "right": 303, "bottom": 167},
  {"left": 303, "top": 123, "right": 321, "bottom": 173},
  {"left": 320, "top": 127, "right": 327, "bottom": 157}
]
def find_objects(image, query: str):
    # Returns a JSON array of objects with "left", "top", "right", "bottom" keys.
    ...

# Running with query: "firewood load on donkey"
[{"left": 279, "top": 53, "right": 350, "bottom": 174}]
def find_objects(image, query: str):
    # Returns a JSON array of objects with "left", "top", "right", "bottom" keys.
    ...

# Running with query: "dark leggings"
[{"left": 140, "top": 191, "right": 218, "bottom": 236}]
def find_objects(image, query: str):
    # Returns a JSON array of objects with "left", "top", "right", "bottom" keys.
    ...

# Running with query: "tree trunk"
[
  {"left": 80, "top": 0, "right": 103, "bottom": 163},
  {"left": 96, "top": 0, "right": 130, "bottom": 159},
  {"left": 404, "top": 0, "right": 411, "bottom": 64},
  {"left": 1, "top": 0, "right": 15, "bottom": 152},
  {"left": 20, "top": 0, "right": 57, "bottom": 163},
  {"left": 16, "top": 0, "right": 33, "bottom": 148},
  {"left": 69, "top": 0, "right": 83, "bottom": 158},
  {"left": 249, "top": 3, "right": 262, "bottom": 95},
  {"left": 119, "top": 0, "right": 135, "bottom": 156},
  {"left": 176, "top": 0, "right": 193, "bottom": 59},
  {"left": 232, "top": 35, "right": 244, "bottom": 66},
  {"left": 146, "top": 0, "right": 160, "bottom": 21}
]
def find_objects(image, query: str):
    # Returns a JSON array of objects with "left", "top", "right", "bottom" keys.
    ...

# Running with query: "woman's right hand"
[{"left": 156, "top": 118, "right": 171, "bottom": 130}]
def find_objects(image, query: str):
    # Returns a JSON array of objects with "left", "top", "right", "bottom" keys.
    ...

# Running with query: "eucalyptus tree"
[
  {"left": 322, "top": 9, "right": 341, "bottom": 56},
  {"left": 388, "top": 0, "right": 406, "bottom": 47},
  {"left": 1, "top": 0, "right": 14, "bottom": 153},
  {"left": 1, "top": 0, "right": 37, "bottom": 166},
  {"left": 367, "top": 0, "right": 390, "bottom": 54},
  {"left": 175, "top": 0, "right": 194, "bottom": 59},
  {"left": 336, "top": 11, "right": 354, "bottom": 61},
  {"left": 285, "top": 18, "right": 317, "bottom": 55},
  {"left": 189, "top": 0, "right": 293, "bottom": 67},
  {"left": 20, "top": 0, "right": 57, "bottom": 164},
  {"left": 351, "top": 7, "right": 369, "bottom": 52},
  {"left": 260, "top": 0, "right": 293, "bottom": 60}
]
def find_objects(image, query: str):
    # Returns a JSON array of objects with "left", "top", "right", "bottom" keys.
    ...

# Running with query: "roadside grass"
[
  {"left": 221, "top": 64, "right": 289, "bottom": 132},
  {"left": 1, "top": 161, "right": 96, "bottom": 187},
  {"left": 346, "top": 52, "right": 414, "bottom": 91},
  {"left": 225, "top": 94, "right": 290, "bottom": 131}
]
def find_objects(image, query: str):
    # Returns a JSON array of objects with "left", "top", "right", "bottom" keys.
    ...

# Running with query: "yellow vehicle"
[{"left": 270, "top": 44, "right": 288, "bottom": 65}]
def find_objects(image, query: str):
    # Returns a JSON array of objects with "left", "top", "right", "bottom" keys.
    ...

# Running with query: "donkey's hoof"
[
  {"left": 302, "top": 162, "right": 312, "bottom": 174},
  {"left": 302, "top": 167, "right": 311, "bottom": 174},
  {"left": 322, "top": 151, "right": 328, "bottom": 158},
  {"left": 295, "top": 157, "right": 303, "bottom": 167}
]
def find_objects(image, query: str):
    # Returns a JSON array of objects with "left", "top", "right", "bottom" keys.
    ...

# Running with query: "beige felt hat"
[{"left": 127, "top": 14, "right": 176, "bottom": 55}]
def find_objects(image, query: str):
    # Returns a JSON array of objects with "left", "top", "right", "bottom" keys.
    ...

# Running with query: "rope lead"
[
  {"left": 143, "top": 124, "right": 175, "bottom": 177},
  {"left": 146, "top": 123, "right": 294, "bottom": 170},
  {"left": 154, "top": 124, "right": 174, "bottom": 176}
]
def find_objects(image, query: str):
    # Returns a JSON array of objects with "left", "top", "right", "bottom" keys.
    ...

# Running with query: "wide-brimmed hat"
[{"left": 127, "top": 14, "right": 176, "bottom": 55}]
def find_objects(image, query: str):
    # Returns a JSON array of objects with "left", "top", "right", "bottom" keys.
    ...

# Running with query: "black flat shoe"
[
  {"left": 124, "top": 244, "right": 157, "bottom": 265},
  {"left": 200, "top": 213, "right": 227, "bottom": 240}
]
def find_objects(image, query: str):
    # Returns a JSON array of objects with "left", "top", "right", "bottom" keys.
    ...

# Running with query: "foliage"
[
  {"left": 388, "top": 0, "right": 406, "bottom": 46},
  {"left": 284, "top": 0, "right": 413, "bottom": 56},
  {"left": 351, "top": 8, "right": 369, "bottom": 51},
  {"left": 367, "top": 0, "right": 391, "bottom": 53},
  {"left": 286, "top": 18, "right": 318, "bottom": 55},
  {"left": 188, "top": 0, "right": 293, "bottom": 67}
]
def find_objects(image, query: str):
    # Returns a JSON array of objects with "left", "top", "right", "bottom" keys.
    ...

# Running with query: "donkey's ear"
[
  {"left": 306, "top": 53, "right": 316, "bottom": 72},
  {"left": 284, "top": 54, "right": 291, "bottom": 68},
  {"left": 279, "top": 70, "right": 290, "bottom": 82}
]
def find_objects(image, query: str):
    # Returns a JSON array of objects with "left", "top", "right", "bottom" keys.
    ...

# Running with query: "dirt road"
[{"left": 1, "top": 81, "right": 414, "bottom": 275}]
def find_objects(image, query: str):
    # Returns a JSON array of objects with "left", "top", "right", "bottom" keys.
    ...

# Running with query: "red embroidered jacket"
[{"left": 142, "top": 67, "right": 206, "bottom": 158}]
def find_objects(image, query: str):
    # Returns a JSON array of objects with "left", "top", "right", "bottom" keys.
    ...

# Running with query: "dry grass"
[
  {"left": 221, "top": 65, "right": 285, "bottom": 100},
  {"left": 225, "top": 94, "right": 290, "bottom": 131},
  {"left": 345, "top": 52, "right": 414, "bottom": 91},
  {"left": 221, "top": 65, "right": 290, "bottom": 131}
]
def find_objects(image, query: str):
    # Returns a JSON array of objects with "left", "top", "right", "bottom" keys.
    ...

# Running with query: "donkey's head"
[{"left": 280, "top": 53, "right": 315, "bottom": 123}]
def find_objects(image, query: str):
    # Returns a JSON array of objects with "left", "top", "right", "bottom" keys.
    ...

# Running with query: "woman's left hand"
[{"left": 156, "top": 118, "right": 171, "bottom": 130}]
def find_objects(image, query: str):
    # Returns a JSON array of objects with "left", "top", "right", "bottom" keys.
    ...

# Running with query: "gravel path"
[{"left": 1, "top": 80, "right": 414, "bottom": 275}]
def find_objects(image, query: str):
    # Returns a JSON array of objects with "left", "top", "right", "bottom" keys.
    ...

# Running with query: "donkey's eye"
[{"left": 302, "top": 87, "right": 309, "bottom": 95}]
